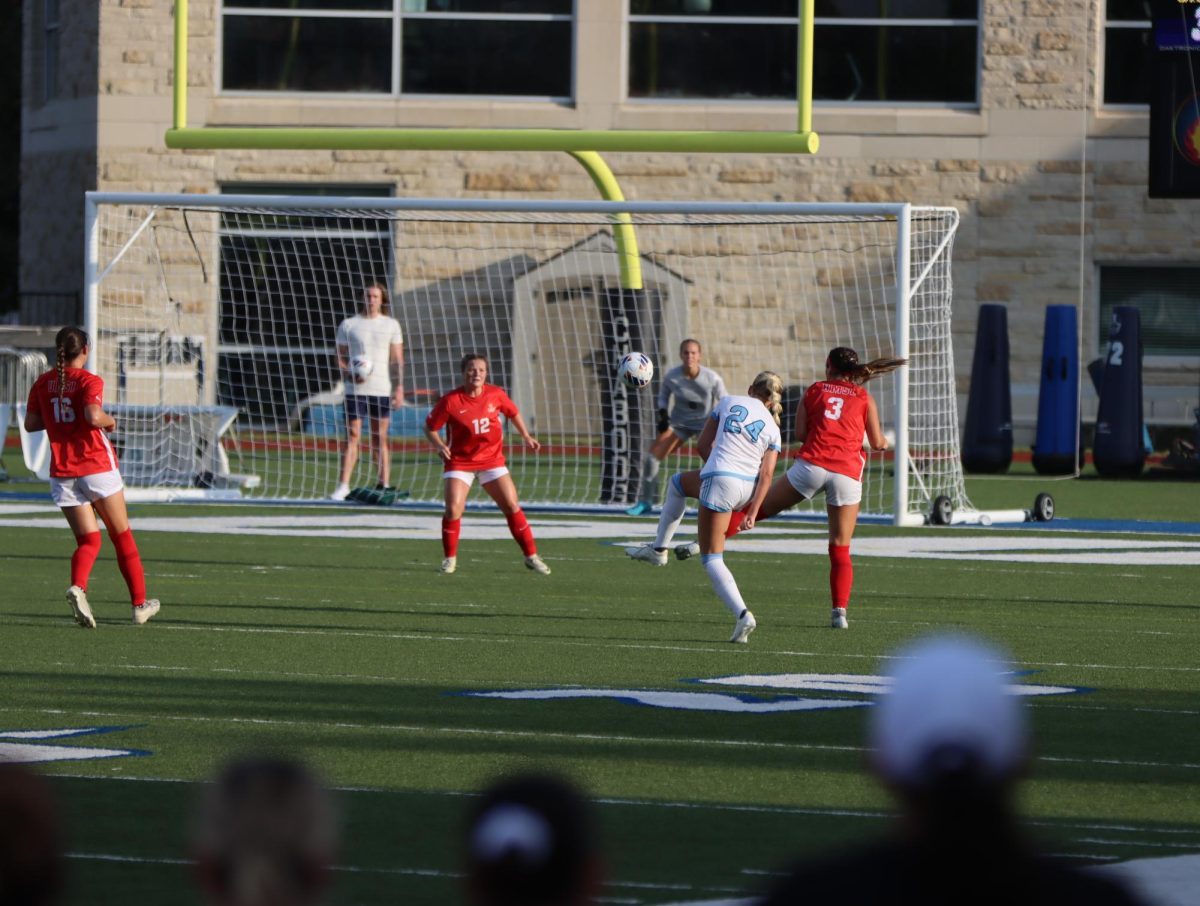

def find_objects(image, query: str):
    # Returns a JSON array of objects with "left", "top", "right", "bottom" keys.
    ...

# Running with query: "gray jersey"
[{"left": 657, "top": 365, "right": 727, "bottom": 434}]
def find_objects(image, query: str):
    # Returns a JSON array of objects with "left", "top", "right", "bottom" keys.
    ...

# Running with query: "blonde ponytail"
[{"left": 749, "top": 371, "right": 784, "bottom": 426}]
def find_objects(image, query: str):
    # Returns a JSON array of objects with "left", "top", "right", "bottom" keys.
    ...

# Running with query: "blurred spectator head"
[
  {"left": 869, "top": 634, "right": 1030, "bottom": 795},
  {"left": 192, "top": 756, "right": 337, "bottom": 906},
  {"left": 0, "top": 763, "right": 64, "bottom": 906},
  {"left": 464, "top": 773, "right": 603, "bottom": 906}
]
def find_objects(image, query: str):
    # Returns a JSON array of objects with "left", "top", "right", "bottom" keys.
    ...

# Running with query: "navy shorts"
[{"left": 344, "top": 395, "right": 391, "bottom": 421}]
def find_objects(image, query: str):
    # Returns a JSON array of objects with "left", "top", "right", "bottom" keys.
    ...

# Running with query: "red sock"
[
  {"left": 505, "top": 509, "right": 537, "bottom": 557},
  {"left": 71, "top": 532, "right": 102, "bottom": 590},
  {"left": 110, "top": 528, "right": 147, "bottom": 606},
  {"left": 441, "top": 517, "right": 461, "bottom": 558},
  {"left": 829, "top": 543, "right": 853, "bottom": 609},
  {"left": 725, "top": 510, "right": 748, "bottom": 539}
]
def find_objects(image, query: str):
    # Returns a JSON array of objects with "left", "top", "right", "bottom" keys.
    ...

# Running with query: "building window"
[
  {"left": 220, "top": 0, "right": 573, "bottom": 98},
  {"left": 1099, "top": 265, "right": 1200, "bottom": 358},
  {"left": 43, "top": 0, "right": 60, "bottom": 102},
  {"left": 1103, "top": 0, "right": 1153, "bottom": 106},
  {"left": 627, "top": 0, "right": 979, "bottom": 104}
]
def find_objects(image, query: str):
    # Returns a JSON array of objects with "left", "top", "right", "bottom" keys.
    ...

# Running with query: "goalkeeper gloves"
[{"left": 656, "top": 409, "right": 669, "bottom": 433}]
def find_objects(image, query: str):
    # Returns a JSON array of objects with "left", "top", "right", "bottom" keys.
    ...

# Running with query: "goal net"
[{"left": 85, "top": 193, "right": 973, "bottom": 525}]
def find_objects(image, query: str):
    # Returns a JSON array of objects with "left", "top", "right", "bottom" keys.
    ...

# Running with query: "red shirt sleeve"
[{"left": 426, "top": 393, "right": 450, "bottom": 432}]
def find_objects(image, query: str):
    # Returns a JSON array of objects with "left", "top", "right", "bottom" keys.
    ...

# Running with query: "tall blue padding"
[
  {"left": 961, "top": 304, "right": 1013, "bottom": 473},
  {"left": 1033, "top": 305, "right": 1081, "bottom": 475},
  {"left": 1092, "top": 305, "right": 1146, "bottom": 477}
]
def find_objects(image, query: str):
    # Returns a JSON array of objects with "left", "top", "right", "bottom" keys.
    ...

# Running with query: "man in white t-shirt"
[{"left": 331, "top": 283, "right": 405, "bottom": 500}]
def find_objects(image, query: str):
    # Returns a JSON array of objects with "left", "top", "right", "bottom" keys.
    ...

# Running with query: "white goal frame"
[{"left": 84, "top": 192, "right": 985, "bottom": 526}]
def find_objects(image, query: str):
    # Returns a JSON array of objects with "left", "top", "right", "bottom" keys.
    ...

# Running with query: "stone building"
[{"left": 19, "top": 0, "right": 1200, "bottom": 445}]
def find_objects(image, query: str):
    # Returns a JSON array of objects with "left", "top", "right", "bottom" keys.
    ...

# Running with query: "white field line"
[
  {"left": 8, "top": 616, "right": 1197, "bottom": 674},
  {"left": 61, "top": 853, "right": 739, "bottom": 896},
  {"left": 9, "top": 704, "right": 1200, "bottom": 772}
]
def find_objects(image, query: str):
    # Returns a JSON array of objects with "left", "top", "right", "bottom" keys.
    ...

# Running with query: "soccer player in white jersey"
[
  {"left": 626, "top": 338, "right": 727, "bottom": 516},
  {"left": 629, "top": 372, "right": 783, "bottom": 643},
  {"left": 331, "top": 283, "right": 406, "bottom": 501}
]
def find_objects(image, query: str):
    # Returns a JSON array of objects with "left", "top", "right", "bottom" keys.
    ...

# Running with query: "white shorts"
[
  {"left": 785, "top": 459, "right": 862, "bottom": 507},
  {"left": 443, "top": 466, "right": 509, "bottom": 488},
  {"left": 50, "top": 469, "right": 125, "bottom": 508},
  {"left": 698, "top": 474, "right": 755, "bottom": 513}
]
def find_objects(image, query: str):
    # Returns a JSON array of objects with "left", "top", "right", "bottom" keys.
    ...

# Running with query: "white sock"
[
  {"left": 654, "top": 475, "right": 688, "bottom": 548},
  {"left": 703, "top": 553, "right": 747, "bottom": 617},
  {"left": 639, "top": 453, "right": 661, "bottom": 505}
]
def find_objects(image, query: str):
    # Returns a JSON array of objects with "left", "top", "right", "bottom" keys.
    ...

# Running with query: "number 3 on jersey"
[
  {"left": 722, "top": 404, "right": 765, "bottom": 442},
  {"left": 471, "top": 417, "right": 491, "bottom": 434},
  {"left": 824, "top": 397, "right": 844, "bottom": 421},
  {"left": 51, "top": 397, "right": 76, "bottom": 423}
]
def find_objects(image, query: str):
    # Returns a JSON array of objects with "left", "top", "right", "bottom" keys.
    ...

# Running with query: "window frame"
[
  {"left": 1101, "top": 4, "right": 1152, "bottom": 110},
  {"left": 217, "top": 0, "right": 576, "bottom": 101},
  {"left": 1096, "top": 263, "right": 1200, "bottom": 364},
  {"left": 624, "top": 2, "right": 982, "bottom": 108}
]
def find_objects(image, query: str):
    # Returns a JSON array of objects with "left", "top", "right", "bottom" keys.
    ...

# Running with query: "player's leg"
[
  {"left": 725, "top": 473, "right": 806, "bottom": 539},
  {"left": 59, "top": 498, "right": 101, "bottom": 628},
  {"left": 482, "top": 472, "right": 549, "bottom": 574},
  {"left": 630, "top": 429, "right": 683, "bottom": 513},
  {"left": 439, "top": 475, "right": 471, "bottom": 572},
  {"left": 655, "top": 470, "right": 699, "bottom": 548},
  {"left": 369, "top": 409, "right": 392, "bottom": 488},
  {"left": 91, "top": 488, "right": 160, "bottom": 624},
  {"left": 827, "top": 499, "right": 860, "bottom": 630},
  {"left": 333, "top": 407, "right": 364, "bottom": 500},
  {"left": 698, "top": 491, "right": 755, "bottom": 643}
]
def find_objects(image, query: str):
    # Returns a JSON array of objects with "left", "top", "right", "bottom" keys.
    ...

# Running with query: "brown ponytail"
[
  {"left": 827, "top": 346, "right": 907, "bottom": 385},
  {"left": 54, "top": 327, "right": 88, "bottom": 413}
]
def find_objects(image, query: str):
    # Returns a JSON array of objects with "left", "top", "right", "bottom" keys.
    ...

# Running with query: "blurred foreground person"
[
  {"left": 192, "top": 757, "right": 337, "bottom": 906},
  {"left": 760, "top": 635, "right": 1144, "bottom": 906},
  {"left": 0, "top": 763, "right": 64, "bottom": 906},
  {"left": 464, "top": 773, "right": 604, "bottom": 906}
]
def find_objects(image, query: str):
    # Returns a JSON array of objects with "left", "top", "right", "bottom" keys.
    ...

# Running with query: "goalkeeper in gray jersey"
[{"left": 626, "top": 338, "right": 727, "bottom": 516}]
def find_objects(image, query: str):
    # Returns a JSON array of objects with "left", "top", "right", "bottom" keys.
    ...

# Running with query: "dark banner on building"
[
  {"left": 1149, "top": 0, "right": 1200, "bottom": 197},
  {"left": 597, "top": 287, "right": 650, "bottom": 504}
]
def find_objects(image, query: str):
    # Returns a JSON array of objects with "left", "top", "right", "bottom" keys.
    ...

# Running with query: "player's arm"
[
  {"left": 696, "top": 415, "right": 718, "bottom": 462},
  {"left": 389, "top": 340, "right": 405, "bottom": 407},
  {"left": 741, "top": 448, "right": 780, "bottom": 530},
  {"left": 508, "top": 410, "right": 541, "bottom": 453},
  {"left": 336, "top": 342, "right": 361, "bottom": 385},
  {"left": 423, "top": 402, "right": 452, "bottom": 460},
  {"left": 84, "top": 404, "right": 116, "bottom": 432},
  {"left": 793, "top": 397, "right": 808, "bottom": 445},
  {"left": 864, "top": 395, "right": 888, "bottom": 451},
  {"left": 23, "top": 390, "right": 44, "bottom": 432}
]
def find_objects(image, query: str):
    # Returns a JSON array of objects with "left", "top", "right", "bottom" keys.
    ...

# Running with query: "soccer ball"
[
  {"left": 617, "top": 352, "right": 654, "bottom": 389},
  {"left": 349, "top": 356, "right": 374, "bottom": 382}
]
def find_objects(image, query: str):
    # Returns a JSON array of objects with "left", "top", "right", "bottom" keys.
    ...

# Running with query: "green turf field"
[{"left": 1, "top": 460, "right": 1198, "bottom": 905}]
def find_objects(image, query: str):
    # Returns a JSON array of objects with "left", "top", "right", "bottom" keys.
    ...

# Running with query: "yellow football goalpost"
[{"left": 164, "top": 0, "right": 820, "bottom": 292}]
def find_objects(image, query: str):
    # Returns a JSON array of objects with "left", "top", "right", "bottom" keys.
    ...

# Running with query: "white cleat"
[
  {"left": 524, "top": 554, "right": 552, "bottom": 575},
  {"left": 132, "top": 599, "right": 160, "bottom": 625},
  {"left": 730, "top": 610, "right": 757, "bottom": 644},
  {"left": 66, "top": 585, "right": 96, "bottom": 629},
  {"left": 329, "top": 483, "right": 351, "bottom": 501},
  {"left": 831, "top": 607, "right": 849, "bottom": 629},
  {"left": 674, "top": 541, "right": 701, "bottom": 560},
  {"left": 627, "top": 544, "right": 668, "bottom": 566},
  {"left": 440, "top": 556, "right": 457, "bottom": 575}
]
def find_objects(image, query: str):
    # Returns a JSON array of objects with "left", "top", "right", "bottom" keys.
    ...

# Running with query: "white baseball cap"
[{"left": 869, "top": 634, "right": 1029, "bottom": 787}]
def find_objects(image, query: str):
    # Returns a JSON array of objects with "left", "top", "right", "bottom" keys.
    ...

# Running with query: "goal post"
[{"left": 84, "top": 191, "right": 980, "bottom": 524}]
